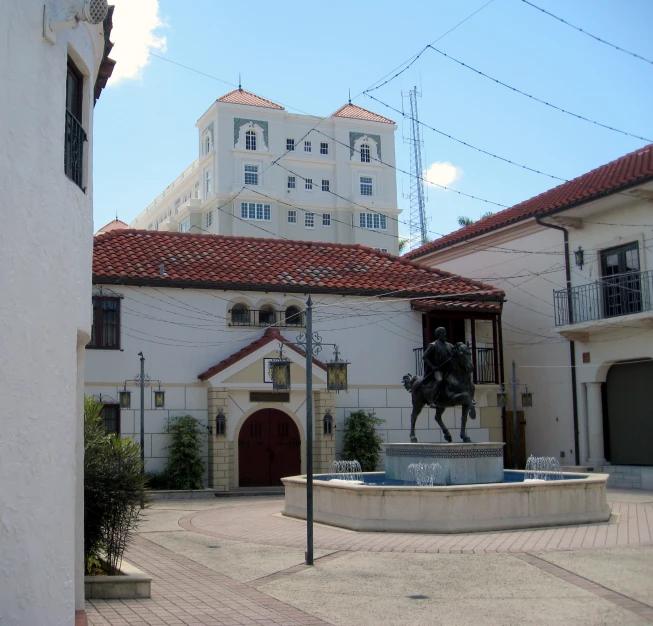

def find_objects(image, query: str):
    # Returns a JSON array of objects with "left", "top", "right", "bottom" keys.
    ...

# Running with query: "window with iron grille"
[
  {"left": 321, "top": 179, "right": 330, "bottom": 192},
  {"left": 101, "top": 404, "right": 120, "bottom": 434},
  {"left": 305, "top": 178, "right": 313, "bottom": 191},
  {"left": 360, "top": 176, "right": 373, "bottom": 196},
  {"left": 305, "top": 212, "right": 315, "bottom": 228},
  {"left": 322, "top": 213, "right": 331, "bottom": 227},
  {"left": 304, "top": 140, "right": 312, "bottom": 153},
  {"left": 320, "top": 142, "right": 329, "bottom": 155},
  {"left": 240, "top": 202, "right": 271, "bottom": 221},
  {"left": 360, "top": 144, "right": 371, "bottom": 163},
  {"left": 245, "top": 130, "right": 257, "bottom": 150},
  {"left": 288, "top": 210, "right": 297, "bottom": 223},
  {"left": 244, "top": 165, "right": 258, "bottom": 185},
  {"left": 88, "top": 297, "right": 120, "bottom": 349},
  {"left": 286, "top": 138, "right": 295, "bottom": 151},
  {"left": 359, "top": 212, "right": 387, "bottom": 230},
  {"left": 64, "top": 58, "right": 85, "bottom": 189},
  {"left": 287, "top": 176, "right": 296, "bottom": 189},
  {"left": 231, "top": 303, "right": 250, "bottom": 324}
]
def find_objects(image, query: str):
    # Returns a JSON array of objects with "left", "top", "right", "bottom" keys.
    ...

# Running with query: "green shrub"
[
  {"left": 165, "top": 415, "right": 206, "bottom": 490},
  {"left": 84, "top": 396, "right": 149, "bottom": 574},
  {"left": 341, "top": 409, "right": 385, "bottom": 472},
  {"left": 145, "top": 470, "right": 171, "bottom": 490}
]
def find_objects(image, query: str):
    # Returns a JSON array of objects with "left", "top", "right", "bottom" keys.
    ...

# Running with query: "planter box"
[{"left": 85, "top": 560, "right": 151, "bottom": 599}]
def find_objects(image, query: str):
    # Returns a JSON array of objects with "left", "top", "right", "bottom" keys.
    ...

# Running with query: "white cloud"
[
  {"left": 423, "top": 161, "right": 463, "bottom": 188},
  {"left": 108, "top": 0, "right": 167, "bottom": 83}
]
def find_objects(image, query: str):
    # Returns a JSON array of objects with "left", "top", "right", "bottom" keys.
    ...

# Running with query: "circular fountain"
[{"left": 282, "top": 445, "right": 611, "bottom": 533}]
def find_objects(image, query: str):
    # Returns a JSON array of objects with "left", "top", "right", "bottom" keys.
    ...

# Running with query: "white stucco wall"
[
  {"left": 0, "top": 2, "right": 105, "bottom": 623},
  {"left": 130, "top": 104, "right": 400, "bottom": 253}
]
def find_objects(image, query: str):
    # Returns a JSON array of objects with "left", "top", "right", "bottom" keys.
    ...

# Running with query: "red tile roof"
[
  {"left": 96, "top": 218, "right": 128, "bottom": 234},
  {"left": 198, "top": 328, "right": 326, "bottom": 381},
  {"left": 411, "top": 299, "right": 502, "bottom": 313},
  {"left": 92, "top": 230, "right": 504, "bottom": 302},
  {"left": 405, "top": 143, "right": 653, "bottom": 260},
  {"left": 332, "top": 103, "right": 395, "bottom": 124},
  {"left": 216, "top": 89, "right": 284, "bottom": 110}
]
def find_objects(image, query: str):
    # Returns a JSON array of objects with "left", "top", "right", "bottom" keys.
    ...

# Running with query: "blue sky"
[{"left": 93, "top": 0, "right": 653, "bottom": 241}]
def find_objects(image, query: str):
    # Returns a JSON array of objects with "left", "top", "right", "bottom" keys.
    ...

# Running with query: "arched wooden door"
[{"left": 238, "top": 409, "right": 301, "bottom": 486}]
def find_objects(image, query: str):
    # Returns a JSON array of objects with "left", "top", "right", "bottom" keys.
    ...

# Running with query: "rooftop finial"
[
  {"left": 348, "top": 88, "right": 351, "bottom": 105},
  {"left": 239, "top": 73, "right": 242, "bottom": 91}
]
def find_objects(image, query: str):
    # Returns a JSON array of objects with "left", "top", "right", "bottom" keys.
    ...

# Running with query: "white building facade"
[
  {"left": 130, "top": 90, "right": 402, "bottom": 255},
  {"left": 85, "top": 230, "right": 505, "bottom": 490},
  {"left": 406, "top": 145, "right": 653, "bottom": 487},
  {"left": 0, "top": 1, "right": 114, "bottom": 624}
]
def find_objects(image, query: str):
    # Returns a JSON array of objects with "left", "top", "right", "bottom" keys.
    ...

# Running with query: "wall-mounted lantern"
[
  {"left": 215, "top": 409, "right": 226, "bottom": 436},
  {"left": 496, "top": 385, "right": 507, "bottom": 408},
  {"left": 521, "top": 386, "right": 533, "bottom": 408},
  {"left": 323, "top": 409, "right": 334, "bottom": 435},
  {"left": 326, "top": 346, "right": 349, "bottom": 392},
  {"left": 153, "top": 387, "right": 165, "bottom": 408},
  {"left": 119, "top": 388, "right": 132, "bottom": 409},
  {"left": 574, "top": 246, "right": 584, "bottom": 270},
  {"left": 270, "top": 344, "right": 291, "bottom": 391}
]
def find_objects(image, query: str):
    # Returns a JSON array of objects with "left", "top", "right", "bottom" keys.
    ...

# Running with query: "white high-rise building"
[{"left": 130, "top": 89, "right": 401, "bottom": 254}]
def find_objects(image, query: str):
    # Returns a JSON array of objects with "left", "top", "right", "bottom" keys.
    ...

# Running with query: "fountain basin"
[{"left": 281, "top": 470, "right": 611, "bottom": 533}]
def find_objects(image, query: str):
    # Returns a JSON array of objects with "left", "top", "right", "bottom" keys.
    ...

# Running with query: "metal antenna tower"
[{"left": 403, "top": 86, "right": 427, "bottom": 249}]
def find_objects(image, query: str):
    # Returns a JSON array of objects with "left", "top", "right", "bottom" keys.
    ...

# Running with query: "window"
[
  {"left": 195, "top": 181, "right": 200, "bottom": 199},
  {"left": 180, "top": 219, "right": 190, "bottom": 233},
  {"left": 205, "top": 210, "right": 213, "bottom": 228},
  {"left": 285, "top": 305, "right": 302, "bottom": 326},
  {"left": 288, "top": 210, "right": 297, "bottom": 223},
  {"left": 374, "top": 247, "right": 389, "bottom": 253},
  {"left": 231, "top": 303, "right": 250, "bottom": 325},
  {"left": 244, "top": 165, "right": 258, "bottom": 185},
  {"left": 360, "top": 176, "right": 373, "bottom": 196},
  {"left": 305, "top": 178, "right": 313, "bottom": 191},
  {"left": 321, "top": 179, "right": 330, "bottom": 192},
  {"left": 322, "top": 213, "right": 331, "bottom": 227},
  {"left": 240, "top": 202, "right": 271, "bottom": 221},
  {"left": 360, "top": 144, "right": 371, "bottom": 163},
  {"left": 205, "top": 169, "right": 212, "bottom": 194},
  {"left": 304, "top": 140, "right": 312, "bottom": 153},
  {"left": 359, "top": 213, "right": 387, "bottom": 230},
  {"left": 65, "top": 59, "right": 85, "bottom": 189},
  {"left": 286, "top": 138, "right": 295, "bottom": 152},
  {"left": 287, "top": 176, "right": 296, "bottom": 189},
  {"left": 320, "top": 142, "right": 329, "bottom": 155},
  {"left": 305, "top": 212, "right": 315, "bottom": 228},
  {"left": 245, "top": 129, "right": 257, "bottom": 151},
  {"left": 600, "top": 242, "right": 641, "bottom": 317},
  {"left": 89, "top": 297, "right": 120, "bottom": 349},
  {"left": 101, "top": 404, "right": 120, "bottom": 435},
  {"left": 203, "top": 133, "right": 211, "bottom": 154},
  {"left": 259, "top": 306, "right": 276, "bottom": 326}
]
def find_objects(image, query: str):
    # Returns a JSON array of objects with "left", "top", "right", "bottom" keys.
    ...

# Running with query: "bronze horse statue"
[{"left": 402, "top": 342, "right": 477, "bottom": 443}]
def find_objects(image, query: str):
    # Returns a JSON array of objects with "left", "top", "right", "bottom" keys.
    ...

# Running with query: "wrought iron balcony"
[
  {"left": 64, "top": 110, "right": 86, "bottom": 189},
  {"left": 229, "top": 307, "right": 305, "bottom": 328},
  {"left": 553, "top": 269, "right": 653, "bottom": 326},
  {"left": 413, "top": 346, "right": 497, "bottom": 384}
]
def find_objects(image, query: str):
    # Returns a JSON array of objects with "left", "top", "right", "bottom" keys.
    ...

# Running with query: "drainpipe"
[
  {"left": 497, "top": 311, "right": 506, "bottom": 460},
  {"left": 535, "top": 216, "right": 580, "bottom": 465}
]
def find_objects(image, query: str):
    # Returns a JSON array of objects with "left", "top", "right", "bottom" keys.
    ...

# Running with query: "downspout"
[
  {"left": 497, "top": 310, "right": 507, "bottom": 460},
  {"left": 535, "top": 215, "right": 580, "bottom": 465}
]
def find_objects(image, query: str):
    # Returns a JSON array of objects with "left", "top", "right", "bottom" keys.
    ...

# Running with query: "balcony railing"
[
  {"left": 413, "top": 346, "right": 497, "bottom": 384},
  {"left": 553, "top": 269, "right": 653, "bottom": 326},
  {"left": 64, "top": 110, "right": 86, "bottom": 189},
  {"left": 229, "top": 308, "right": 305, "bottom": 328}
]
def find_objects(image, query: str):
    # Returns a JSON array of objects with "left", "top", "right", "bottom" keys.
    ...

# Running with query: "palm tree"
[{"left": 458, "top": 216, "right": 474, "bottom": 227}]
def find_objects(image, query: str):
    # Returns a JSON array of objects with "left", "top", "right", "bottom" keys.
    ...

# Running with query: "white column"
[
  {"left": 586, "top": 382, "right": 606, "bottom": 466},
  {"left": 577, "top": 382, "right": 589, "bottom": 465}
]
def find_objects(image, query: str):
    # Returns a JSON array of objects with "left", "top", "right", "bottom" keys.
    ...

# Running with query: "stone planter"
[{"left": 85, "top": 560, "right": 151, "bottom": 599}]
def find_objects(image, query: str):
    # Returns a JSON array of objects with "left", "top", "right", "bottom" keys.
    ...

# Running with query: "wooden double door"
[{"left": 238, "top": 409, "right": 301, "bottom": 486}]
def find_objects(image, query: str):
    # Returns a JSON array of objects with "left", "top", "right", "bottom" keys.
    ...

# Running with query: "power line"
[
  {"left": 426, "top": 45, "right": 653, "bottom": 143},
  {"left": 521, "top": 0, "right": 653, "bottom": 67}
]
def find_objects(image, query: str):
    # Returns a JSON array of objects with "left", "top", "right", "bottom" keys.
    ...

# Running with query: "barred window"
[
  {"left": 88, "top": 297, "right": 120, "bottom": 349},
  {"left": 101, "top": 404, "right": 120, "bottom": 434}
]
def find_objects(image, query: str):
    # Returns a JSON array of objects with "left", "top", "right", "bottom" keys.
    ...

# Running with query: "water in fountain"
[
  {"left": 408, "top": 462, "right": 445, "bottom": 486},
  {"left": 524, "top": 455, "right": 563, "bottom": 481},
  {"left": 329, "top": 460, "right": 364, "bottom": 483}
]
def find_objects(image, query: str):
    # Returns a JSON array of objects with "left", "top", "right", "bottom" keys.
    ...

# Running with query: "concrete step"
[{"left": 215, "top": 486, "right": 285, "bottom": 498}]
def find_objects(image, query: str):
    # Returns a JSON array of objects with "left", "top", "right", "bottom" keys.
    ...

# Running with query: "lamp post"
[
  {"left": 268, "top": 295, "right": 349, "bottom": 566},
  {"left": 119, "top": 352, "right": 165, "bottom": 472}
]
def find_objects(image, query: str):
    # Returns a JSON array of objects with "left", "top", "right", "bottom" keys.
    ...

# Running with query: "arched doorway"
[
  {"left": 238, "top": 408, "right": 301, "bottom": 486},
  {"left": 606, "top": 360, "right": 653, "bottom": 466}
]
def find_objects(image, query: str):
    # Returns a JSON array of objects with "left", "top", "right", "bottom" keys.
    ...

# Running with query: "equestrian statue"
[{"left": 402, "top": 326, "right": 477, "bottom": 443}]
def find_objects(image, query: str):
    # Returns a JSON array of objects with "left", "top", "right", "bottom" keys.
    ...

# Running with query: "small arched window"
[
  {"left": 259, "top": 305, "right": 276, "bottom": 326},
  {"left": 231, "top": 303, "right": 250, "bottom": 325},
  {"left": 245, "top": 130, "right": 257, "bottom": 151},
  {"left": 285, "top": 305, "right": 302, "bottom": 326},
  {"left": 360, "top": 144, "right": 371, "bottom": 163}
]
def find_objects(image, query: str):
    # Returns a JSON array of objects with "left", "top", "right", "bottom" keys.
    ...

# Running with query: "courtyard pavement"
[{"left": 86, "top": 488, "right": 653, "bottom": 625}]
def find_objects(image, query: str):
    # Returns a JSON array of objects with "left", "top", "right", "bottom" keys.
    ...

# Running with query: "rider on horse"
[{"left": 422, "top": 327, "right": 454, "bottom": 407}]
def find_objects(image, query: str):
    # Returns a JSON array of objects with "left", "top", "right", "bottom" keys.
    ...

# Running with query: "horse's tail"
[{"left": 402, "top": 374, "right": 417, "bottom": 392}]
